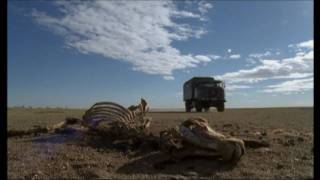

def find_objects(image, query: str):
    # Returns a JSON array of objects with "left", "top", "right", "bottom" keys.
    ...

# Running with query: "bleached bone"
[
  {"left": 161, "top": 117, "right": 245, "bottom": 163},
  {"left": 83, "top": 102, "right": 135, "bottom": 124},
  {"left": 82, "top": 98, "right": 151, "bottom": 135}
]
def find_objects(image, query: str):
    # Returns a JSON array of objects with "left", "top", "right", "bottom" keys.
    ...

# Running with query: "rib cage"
[
  {"left": 82, "top": 99, "right": 149, "bottom": 132},
  {"left": 83, "top": 102, "right": 134, "bottom": 127}
]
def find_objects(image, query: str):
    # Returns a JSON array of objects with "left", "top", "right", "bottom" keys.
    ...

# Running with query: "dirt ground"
[{"left": 7, "top": 107, "right": 314, "bottom": 179}]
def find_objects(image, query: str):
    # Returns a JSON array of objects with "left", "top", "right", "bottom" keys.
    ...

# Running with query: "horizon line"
[{"left": 7, "top": 105, "right": 314, "bottom": 110}]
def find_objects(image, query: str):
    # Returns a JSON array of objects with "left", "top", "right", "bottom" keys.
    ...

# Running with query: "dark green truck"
[{"left": 183, "top": 77, "right": 226, "bottom": 112}]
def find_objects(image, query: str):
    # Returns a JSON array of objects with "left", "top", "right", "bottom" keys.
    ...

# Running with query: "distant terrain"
[{"left": 8, "top": 107, "right": 313, "bottom": 179}]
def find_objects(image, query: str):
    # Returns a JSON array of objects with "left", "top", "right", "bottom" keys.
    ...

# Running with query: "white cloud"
[
  {"left": 171, "top": 10, "right": 201, "bottom": 19},
  {"left": 227, "top": 49, "right": 232, "bottom": 53},
  {"left": 229, "top": 54, "right": 241, "bottom": 59},
  {"left": 163, "top": 76, "right": 175, "bottom": 80},
  {"left": 248, "top": 51, "right": 272, "bottom": 58},
  {"left": 301, "top": 50, "right": 313, "bottom": 61},
  {"left": 217, "top": 40, "right": 313, "bottom": 83},
  {"left": 246, "top": 50, "right": 274, "bottom": 66},
  {"left": 195, "top": 55, "right": 212, "bottom": 62},
  {"left": 31, "top": 1, "right": 213, "bottom": 80},
  {"left": 183, "top": 69, "right": 191, "bottom": 74},
  {"left": 226, "top": 84, "right": 251, "bottom": 91},
  {"left": 208, "top": 54, "right": 221, "bottom": 60},
  {"left": 198, "top": 1, "right": 213, "bottom": 14},
  {"left": 245, "top": 58, "right": 257, "bottom": 66},
  {"left": 288, "top": 40, "right": 313, "bottom": 52},
  {"left": 262, "top": 77, "right": 313, "bottom": 93},
  {"left": 296, "top": 40, "right": 313, "bottom": 49}
]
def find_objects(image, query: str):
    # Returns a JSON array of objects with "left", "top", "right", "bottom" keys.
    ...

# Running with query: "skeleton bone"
[
  {"left": 8, "top": 99, "right": 245, "bottom": 164},
  {"left": 161, "top": 117, "right": 245, "bottom": 163},
  {"left": 82, "top": 98, "right": 151, "bottom": 135}
]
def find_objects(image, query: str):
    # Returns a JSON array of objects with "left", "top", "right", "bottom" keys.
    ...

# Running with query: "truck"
[{"left": 183, "top": 77, "right": 226, "bottom": 112}]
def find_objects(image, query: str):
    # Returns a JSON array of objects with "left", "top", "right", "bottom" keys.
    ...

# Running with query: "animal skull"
[{"left": 160, "top": 117, "right": 245, "bottom": 163}]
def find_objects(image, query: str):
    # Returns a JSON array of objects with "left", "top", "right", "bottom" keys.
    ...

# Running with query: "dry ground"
[{"left": 8, "top": 107, "right": 314, "bottom": 179}]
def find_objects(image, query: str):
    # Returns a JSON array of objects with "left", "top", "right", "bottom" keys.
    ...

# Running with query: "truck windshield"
[{"left": 199, "top": 83, "right": 225, "bottom": 88}]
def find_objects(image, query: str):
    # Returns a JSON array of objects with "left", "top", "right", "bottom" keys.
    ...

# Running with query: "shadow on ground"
[
  {"left": 116, "top": 151, "right": 237, "bottom": 177},
  {"left": 21, "top": 130, "right": 237, "bottom": 177}
]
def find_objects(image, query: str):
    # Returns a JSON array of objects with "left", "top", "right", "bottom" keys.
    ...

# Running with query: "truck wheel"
[
  {"left": 195, "top": 101, "right": 202, "bottom": 112},
  {"left": 185, "top": 101, "right": 192, "bottom": 112},
  {"left": 195, "top": 102, "right": 202, "bottom": 112},
  {"left": 204, "top": 107, "right": 210, "bottom": 112},
  {"left": 186, "top": 107, "right": 191, "bottom": 112},
  {"left": 217, "top": 103, "right": 225, "bottom": 112}
]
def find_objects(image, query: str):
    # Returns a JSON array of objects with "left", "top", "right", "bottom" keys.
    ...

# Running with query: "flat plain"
[{"left": 8, "top": 107, "right": 313, "bottom": 179}]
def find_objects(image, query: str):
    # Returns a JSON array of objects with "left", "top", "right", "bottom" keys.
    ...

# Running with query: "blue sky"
[{"left": 8, "top": 1, "right": 313, "bottom": 108}]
